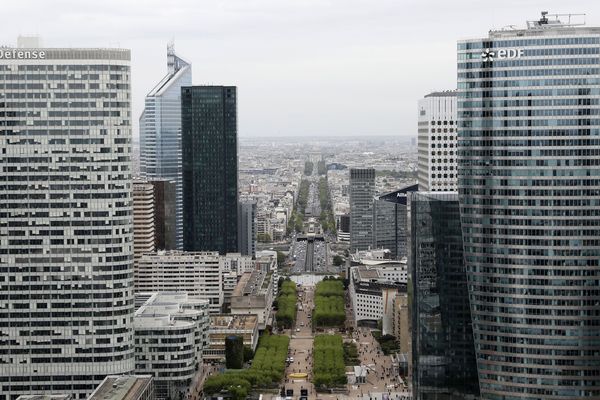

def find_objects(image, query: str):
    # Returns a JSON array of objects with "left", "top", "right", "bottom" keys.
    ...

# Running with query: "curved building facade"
[
  {"left": 0, "top": 45, "right": 134, "bottom": 398},
  {"left": 457, "top": 14, "right": 600, "bottom": 399}
]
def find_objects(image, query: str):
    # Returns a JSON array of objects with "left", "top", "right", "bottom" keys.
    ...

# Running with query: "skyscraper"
[
  {"left": 372, "top": 184, "right": 418, "bottom": 259},
  {"left": 417, "top": 91, "right": 457, "bottom": 191},
  {"left": 139, "top": 44, "right": 191, "bottom": 249},
  {"left": 238, "top": 199, "right": 257, "bottom": 258},
  {"left": 132, "top": 179, "right": 156, "bottom": 263},
  {"left": 0, "top": 40, "right": 134, "bottom": 398},
  {"left": 182, "top": 86, "right": 238, "bottom": 254},
  {"left": 458, "top": 12, "right": 600, "bottom": 398},
  {"left": 408, "top": 192, "right": 479, "bottom": 400},
  {"left": 349, "top": 168, "right": 375, "bottom": 252}
]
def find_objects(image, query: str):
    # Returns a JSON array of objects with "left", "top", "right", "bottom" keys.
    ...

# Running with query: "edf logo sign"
[{"left": 481, "top": 48, "right": 524, "bottom": 61}]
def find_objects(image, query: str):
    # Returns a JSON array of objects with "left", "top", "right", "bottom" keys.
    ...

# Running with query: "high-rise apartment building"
[
  {"left": 133, "top": 180, "right": 156, "bottom": 263},
  {"left": 417, "top": 91, "right": 457, "bottom": 191},
  {"left": 238, "top": 199, "right": 257, "bottom": 258},
  {"left": 140, "top": 44, "right": 191, "bottom": 249},
  {"left": 182, "top": 86, "right": 238, "bottom": 254},
  {"left": 372, "top": 184, "right": 418, "bottom": 259},
  {"left": 0, "top": 40, "right": 134, "bottom": 398},
  {"left": 349, "top": 168, "right": 376, "bottom": 252},
  {"left": 458, "top": 13, "right": 600, "bottom": 398},
  {"left": 408, "top": 192, "right": 479, "bottom": 399}
]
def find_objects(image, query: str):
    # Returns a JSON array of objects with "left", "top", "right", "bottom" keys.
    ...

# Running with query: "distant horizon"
[{"left": 4, "top": 1, "right": 595, "bottom": 137}]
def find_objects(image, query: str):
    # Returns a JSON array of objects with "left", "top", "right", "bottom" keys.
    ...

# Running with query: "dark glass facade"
[
  {"left": 458, "top": 22, "right": 600, "bottom": 399},
  {"left": 373, "top": 183, "right": 418, "bottom": 259},
  {"left": 409, "top": 192, "right": 479, "bottom": 400},
  {"left": 182, "top": 86, "right": 238, "bottom": 254}
]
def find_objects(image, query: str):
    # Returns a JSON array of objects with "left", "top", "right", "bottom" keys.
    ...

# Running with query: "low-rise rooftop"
[{"left": 88, "top": 375, "right": 153, "bottom": 400}]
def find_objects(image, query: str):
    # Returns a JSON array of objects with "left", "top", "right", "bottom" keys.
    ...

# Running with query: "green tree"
[
  {"left": 243, "top": 345, "right": 254, "bottom": 362},
  {"left": 332, "top": 255, "right": 344, "bottom": 266}
]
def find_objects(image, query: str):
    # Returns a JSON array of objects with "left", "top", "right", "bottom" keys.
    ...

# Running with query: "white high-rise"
[
  {"left": 0, "top": 39, "right": 134, "bottom": 399},
  {"left": 417, "top": 91, "right": 457, "bottom": 191},
  {"left": 139, "top": 44, "right": 191, "bottom": 249}
]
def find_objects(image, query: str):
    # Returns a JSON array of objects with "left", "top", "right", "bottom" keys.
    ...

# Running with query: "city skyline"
[{"left": 3, "top": 0, "right": 598, "bottom": 138}]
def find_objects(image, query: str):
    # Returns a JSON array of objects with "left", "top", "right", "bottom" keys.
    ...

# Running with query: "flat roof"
[
  {"left": 88, "top": 375, "right": 153, "bottom": 400},
  {"left": 210, "top": 314, "right": 258, "bottom": 330}
]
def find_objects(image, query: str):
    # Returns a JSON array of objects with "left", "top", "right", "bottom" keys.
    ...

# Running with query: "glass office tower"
[
  {"left": 373, "top": 184, "right": 418, "bottom": 259},
  {"left": 409, "top": 192, "right": 479, "bottom": 400},
  {"left": 0, "top": 44, "right": 134, "bottom": 398},
  {"left": 181, "top": 86, "right": 238, "bottom": 254},
  {"left": 140, "top": 44, "right": 191, "bottom": 249},
  {"left": 458, "top": 13, "right": 600, "bottom": 399},
  {"left": 349, "top": 168, "right": 375, "bottom": 252}
]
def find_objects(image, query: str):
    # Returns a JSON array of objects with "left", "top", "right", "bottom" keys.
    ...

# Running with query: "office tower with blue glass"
[
  {"left": 409, "top": 192, "right": 479, "bottom": 400},
  {"left": 0, "top": 39, "right": 134, "bottom": 398},
  {"left": 139, "top": 44, "right": 192, "bottom": 249},
  {"left": 458, "top": 12, "right": 600, "bottom": 399},
  {"left": 182, "top": 86, "right": 239, "bottom": 254}
]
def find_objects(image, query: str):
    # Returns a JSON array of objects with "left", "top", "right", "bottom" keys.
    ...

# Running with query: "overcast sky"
[{"left": 2, "top": 0, "right": 598, "bottom": 137}]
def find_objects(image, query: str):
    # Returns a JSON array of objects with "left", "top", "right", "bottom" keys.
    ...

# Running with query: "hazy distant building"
[
  {"left": 409, "top": 192, "right": 479, "bottom": 399},
  {"left": 238, "top": 199, "right": 257, "bottom": 258},
  {"left": 417, "top": 91, "right": 457, "bottom": 191},
  {"left": 140, "top": 44, "right": 191, "bottom": 249},
  {"left": 372, "top": 184, "right": 418, "bottom": 259},
  {"left": 349, "top": 168, "right": 376, "bottom": 252},
  {"left": 458, "top": 13, "right": 600, "bottom": 398},
  {"left": 182, "top": 86, "right": 238, "bottom": 254},
  {"left": 0, "top": 41, "right": 134, "bottom": 398}
]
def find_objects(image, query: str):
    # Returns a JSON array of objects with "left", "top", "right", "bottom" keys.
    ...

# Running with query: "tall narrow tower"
[
  {"left": 181, "top": 86, "right": 239, "bottom": 254},
  {"left": 139, "top": 44, "right": 192, "bottom": 249}
]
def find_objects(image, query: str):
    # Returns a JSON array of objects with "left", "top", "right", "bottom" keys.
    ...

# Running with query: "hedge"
[
  {"left": 313, "top": 335, "right": 347, "bottom": 388},
  {"left": 314, "top": 280, "right": 345, "bottom": 327},
  {"left": 276, "top": 280, "right": 297, "bottom": 329}
]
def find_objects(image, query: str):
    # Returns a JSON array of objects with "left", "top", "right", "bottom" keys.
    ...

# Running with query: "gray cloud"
[{"left": 2, "top": 0, "right": 598, "bottom": 137}]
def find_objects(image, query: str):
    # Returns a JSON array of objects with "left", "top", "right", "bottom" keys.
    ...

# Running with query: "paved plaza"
[{"left": 260, "top": 283, "right": 412, "bottom": 400}]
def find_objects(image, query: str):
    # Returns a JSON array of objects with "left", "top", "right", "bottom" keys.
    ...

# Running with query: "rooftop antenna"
[{"left": 167, "top": 40, "right": 176, "bottom": 74}]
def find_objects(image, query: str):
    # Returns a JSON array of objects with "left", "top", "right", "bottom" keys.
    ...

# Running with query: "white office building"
[
  {"left": 139, "top": 44, "right": 191, "bottom": 249},
  {"left": 135, "top": 251, "right": 223, "bottom": 314},
  {"left": 417, "top": 91, "right": 457, "bottom": 191},
  {"left": 0, "top": 38, "right": 134, "bottom": 398},
  {"left": 134, "top": 292, "right": 209, "bottom": 399}
]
